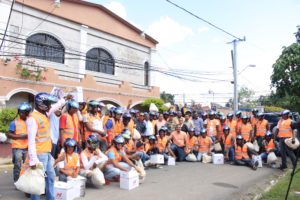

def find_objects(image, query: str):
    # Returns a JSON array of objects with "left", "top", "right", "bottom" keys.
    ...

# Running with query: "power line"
[
  {"left": 165, "top": 0, "right": 243, "bottom": 40},
  {"left": 0, "top": 0, "right": 15, "bottom": 51}
]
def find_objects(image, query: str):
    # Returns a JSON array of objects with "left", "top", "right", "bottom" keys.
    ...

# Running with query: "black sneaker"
[
  {"left": 252, "top": 161, "right": 259, "bottom": 170},
  {"left": 279, "top": 165, "right": 287, "bottom": 170}
]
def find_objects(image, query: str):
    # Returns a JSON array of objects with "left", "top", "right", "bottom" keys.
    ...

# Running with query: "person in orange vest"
[
  {"left": 59, "top": 100, "right": 81, "bottom": 149},
  {"left": 197, "top": 128, "right": 213, "bottom": 162},
  {"left": 235, "top": 111, "right": 242, "bottom": 128},
  {"left": 7, "top": 102, "right": 32, "bottom": 182},
  {"left": 275, "top": 110, "right": 297, "bottom": 170},
  {"left": 55, "top": 138, "right": 80, "bottom": 182},
  {"left": 218, "top": 115, "right": 227, "bottom": 141},
  {"left": 254, "top": 112, "right": 270, "bottom": 152},
  {"left": 226, "top": 113, "right": 237, "bottom": 138},
  {"left": 185, "top": 128, "right": 198, "bottom": 161},
  {"left": 250, "top": 109, "right": 259, "bottom": 127},
  {"left": 122, "top": 112, "right": 134, "bottom": 137},
  {"left": 26, "top": 92, "right": 69, "bottom": 200},
  {"left": 204, "top": 110, "right": 220, "bottom": 142},
  {"left": 237, "top": 115, "right": 253, "bottom": 142},
  {"left": 104, "top": 135, "right": 141, "bottom": 181},
  {"left": 145, "top": 135, "right": 159, "bottom": 155},
  {"left": 121, "top": 129, "right": 137, "bottom": 156},
  {"left": 104, "top": 107, "right": 115, "bottom": 146},
  {"left": 221, "top": 126, "right": 235, "bottom": 162},
  {"left": 234, "top": 135, "right": 258, "bottom": 170},
  {"left": 260, "top": 131, "right": 277, "bottom": 165}
]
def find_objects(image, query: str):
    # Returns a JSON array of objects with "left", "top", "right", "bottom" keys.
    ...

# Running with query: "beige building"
[{"left": 0, "top": 0, "right": 160, "bottom": 108}]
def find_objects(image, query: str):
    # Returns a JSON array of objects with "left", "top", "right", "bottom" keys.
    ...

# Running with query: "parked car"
[{"left": 264, "top": 112, "right": 281, "bottom": 131}]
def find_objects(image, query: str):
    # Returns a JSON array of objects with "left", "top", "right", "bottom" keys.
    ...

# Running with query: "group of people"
[{"left": 6, "top": 91, "right": 298, "bottom": 200}]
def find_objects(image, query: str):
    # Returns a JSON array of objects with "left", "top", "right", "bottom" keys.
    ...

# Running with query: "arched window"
[
  {"left": 144, "top": 61, "right": 149, "bottom": 86},
  {"left": 25, "top": 33, "right": 65, "bottom": 63},
  {"left": 86, "top": 48, "right": 115, "bottom": 75}
]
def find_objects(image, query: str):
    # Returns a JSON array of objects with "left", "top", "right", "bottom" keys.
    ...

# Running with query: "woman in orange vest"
[
  {"left": 7, "top": 102, "right": 31, "bottom": 182},
  {"left": 226, "top": 113, "right": 237, "bottom": 138},
  {"left": 260, "top": 131, "right": 277, "bottom": 164},
  {"left": 221, "top": 126, "right": 235, "bottom": 161},
  {"left": 254, "top": 112, "right": 270, "bottom": 152},
  {"left": 237, "top": 115, "right": 253, "bottom": 142},
  {"left": 234, "top": 135, "right": 258, "bottom": 170},
  {"left": 56, "top": 138, "right": 80, "bottom": 182},
  {"left": 104, "top": 135, "right": 141, "bottom": 181},
  {"left": 197, "top": 128, "right": 213, "bottom": 162}
]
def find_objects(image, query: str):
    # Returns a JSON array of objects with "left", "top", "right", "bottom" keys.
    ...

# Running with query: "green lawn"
[{"left": 261, "top": 166, "right": 300, "bottom": 200}]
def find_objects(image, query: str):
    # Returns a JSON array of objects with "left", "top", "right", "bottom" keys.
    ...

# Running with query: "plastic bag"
[
  {"left": 202, "top": 153, "right": 212, "bottom": 163},
  {"left": 15, "top": 164, "right": 45, "bottom": 195},
  {"left": 186, "top": 153, "right": 197, "bottom": 162},
  {"left": 91, "top": 168, "right": 105, "bottom": 187},
  {"left": 285, "top": 138, "right": 300, "bottom": 150},
  {"left": 253, "top": 140, "right": 260, "bottom": 152},
  {"left": 0, "top": 132, "right": 7, "bottom": 142},
  {"left": 214, "top": 142, "right": 222, "bottom": 152},
  {"left": 133, "top": 128, "right": 141, "bottom": 140},
  {"left": 149, "top": 103, "right": 159, "bottom": 112},
  {"left": 246, "top": 142, "right": 255, "bottom": 151},
  {"left": 267, "top": 152, "right": 277, "bottom": 164}
]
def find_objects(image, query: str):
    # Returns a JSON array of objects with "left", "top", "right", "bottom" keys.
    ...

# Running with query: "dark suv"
[{"left": 263, "top": 112, "right": 281, "bottom": 130}]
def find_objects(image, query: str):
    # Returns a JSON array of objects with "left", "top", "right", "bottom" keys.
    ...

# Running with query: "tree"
[
  {"left": 226, "top": 86, "right": 257, "bottom": 109},
  {"left": 271, "top": 27, "right": 300, "bottom": 111},
  {"left": 160, "top": 91, "right": 175, "bottom": 104},
  {"left": 142, "top": 98, "right": 168, "bottom": 112}
]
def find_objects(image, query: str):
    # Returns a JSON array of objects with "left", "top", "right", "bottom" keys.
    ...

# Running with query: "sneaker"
[
  {"left": 278, "top": 165, "right": 287, "bottom": 171},
  {"left": 252, "top": 161, "right": 259, "bottom": 170}
]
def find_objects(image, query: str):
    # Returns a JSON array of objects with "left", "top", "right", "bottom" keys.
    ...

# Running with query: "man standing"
[
  {"left": 237, "top": 115, "right": 253, "bottom": 142},
  {"left": 254, "top": 112, "right": 269, "bottom": 151},
  {"left": 275, "top": 110, "right": 297, "bottom": 170},
  {"left": 168, "top": 124, "right": 187, "bottom": 162},
  {"left": 26, "top": 92, "right": 68, "bottom": 200},
  {"left": 204, "top": 111, "right": 219, "bottom": 142},
  {"left": 192, "top": 112, "right": 203, "bottom": 136}
]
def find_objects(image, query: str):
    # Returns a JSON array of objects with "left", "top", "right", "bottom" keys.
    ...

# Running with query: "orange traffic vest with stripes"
[
  {"left": 187, "top": 135, "right": 197, "bottom": 149},
  {"left": 113, "top": 119, "right": 124, "bottom": 136},
  {"left": 157, "top": 136, "right": 168, "bottom": 152},
  {"left": 64, "top": 153, "right": 79, "bottom": 171},
  {"left": 239, "top": 123, "right": 252, "bottom": 141},
  {"left": 12, "top": 118, "right": 28, "bottom": 149},
  {"left": 145, "top": 142, "right": 156, "bottom": 152},
  {"left": 263, "top": 139, "right": 275, "bottom": 153},
  {"left": 84, "top": 113, "right": 102, "bottom": 140},
  {"left": 61, "top": 113, "right": 80, "bottom": 142},
  {"left": 206, "top": 119, "right": 218, "bottom": 137},
  {"left": 31, "top": 111, "right": 52, "bottom": 154},
  {"left": 256, "top": 119, "right": 268, "bottom": 137},
  {"left": 235, "top": 144, "right": 249, "bottom": 160},
  {"left": 198, "top": 136, "right": 211, "bottom": 153},
  {"left": 226, "top": 119, "right": 237, "bottom": 138},
  {"left": 223, "top": 133, "right": 234, "bottom": 151},
  {"left": 278, "top": 119, "right": 293, "bottom": 138},
  {"left": 106, "top": 146, "right": 123, "bottom": 162},
  {"left": 124, "top": 139, "right": 135, "bottom": 152}
]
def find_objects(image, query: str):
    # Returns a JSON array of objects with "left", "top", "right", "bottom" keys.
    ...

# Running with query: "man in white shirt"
[{"left": 144, "top": 113, "right": 154, "bottom": 137}]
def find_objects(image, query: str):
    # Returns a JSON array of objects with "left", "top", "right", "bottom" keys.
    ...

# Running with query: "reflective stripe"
[{"left": 35, "top": 136, "right": 51, "bottom": 143}]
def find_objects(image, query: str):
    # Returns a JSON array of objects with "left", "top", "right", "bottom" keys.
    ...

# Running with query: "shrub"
[
  {"left": 264, "top": 106, "right": 285, "bottom": 113},
  {"left": 142, "top": 98, "right": 168, "bottom": 112},
  {"left": 0, "top": 108, "right": 18, "bottom": 133}
]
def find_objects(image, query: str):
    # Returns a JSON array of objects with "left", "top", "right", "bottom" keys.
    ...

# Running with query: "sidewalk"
[{"left": 0, "top": 143, "right": 12, "bottom": 168}]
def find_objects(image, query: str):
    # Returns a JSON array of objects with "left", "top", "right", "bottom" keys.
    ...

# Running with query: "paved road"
[{"left": 0, "top": 162, "right": 282, "bottom": 200}]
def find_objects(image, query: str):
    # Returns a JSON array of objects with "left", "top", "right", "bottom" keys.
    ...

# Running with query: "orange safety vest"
[
  {"left": 106, "top": 146, "right": 123, "bottom": 162},
  {"left": 61, "top": 113, "right": 80, "bottom": 143},
  {"left": 235, "top": 144, "right": 249, "bottom": 160},
  {"left": 84, "top": 113, "right": 102, "bottom": 140},
  {"left": 113, "top": 119, "right": 124, "bottom": 137},
  {"left": 278, "top": 119, "right": 293, "bottom": 138},
  {"left": 12, "top": 118, "right": 28, "bottom": 149},
  {"left": 64, "top": 153, "right": 79, "bottom": 171},
  {"left": 239, "top": 123, "right": 252, "bottom": 141},
  {"left": 124, "top": 139, "right": 135, "bottom": 152},
  {"left": 256, "top": 119, "right": 268, "bottom": 137},
  {"left": 128, "top": 119, "right": 135, "bottom": 137},
  {"left": 186, "top": 135, "right": 197, "bottom": 149},
  {"left": 250, "top": 116, "right": 257, "bottom": 127},
  {"left": 236, "top": 118, "right": 242, "bottom": 130},
  {"left": 206, "top": 119, "right": 218, "bottom": 137},
  {"left": 226, "top": 119, "right": 237, "bottom": 138},
  {"left": 157, "top": 136, "right": 168, "bottom": 152},
  {"left": 198, "top": 136, "right": 211, "bottom": 153},
  {"left": 223, "top": 133, "right": 234, "bottom": 151},
  {"left": 263, "top": 139, "right": 275, "bottom": 153},
  {"left": 31, "top": 111, "right": 52, "bottom": 154}
]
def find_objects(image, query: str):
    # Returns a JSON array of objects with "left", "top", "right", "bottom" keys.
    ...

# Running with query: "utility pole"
[{"left": 229, "top": 37, "right": 246, "bottom": 114}]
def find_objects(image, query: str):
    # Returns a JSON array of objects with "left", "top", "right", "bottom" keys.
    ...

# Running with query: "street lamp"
[{"left": 232, "top": 64, "right": 256, "bottom": 113}]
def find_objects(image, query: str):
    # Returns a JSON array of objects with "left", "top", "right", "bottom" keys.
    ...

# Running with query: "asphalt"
[{"left": 0, "top": 162, "right": 282, "bottom": 200}]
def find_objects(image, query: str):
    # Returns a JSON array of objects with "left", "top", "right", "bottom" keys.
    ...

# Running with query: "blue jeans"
[
  {"left": 170, "top": 144, "right": 186, "bottom": 162},
  {"left": 104, "top": 162, "right": 131, "bottom": 180},
  {"left": 136, "top": 151, "right": 150, "bottom": 163},
  {"left": 234, "top": 158, "right": 253, "bottom": 168},
  {"left": 226, "top": 146, "right": 235, "bottom": 161},
  {"left": 260, "top": 152, "right": 268, "bottom": 162},
  {"left": 12, "top": 148, "right": 27, "bottom": 182},
  {"left": 31, "top": 153, "right": 55, "bottom": 200}
]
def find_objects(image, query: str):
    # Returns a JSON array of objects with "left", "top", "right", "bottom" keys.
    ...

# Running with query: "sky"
[{"left": 87, "top": 0, "right": 300, "bottom": 105}]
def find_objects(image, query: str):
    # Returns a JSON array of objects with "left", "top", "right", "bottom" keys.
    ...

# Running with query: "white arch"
[
  {"left": 26, "top": 30, "right": 67, "bottom": 49},
  {"left": 130, "top": 101, "right": 143, "bottom": 108},
  {"left": 86, "top": 46, "right": 116, "bottom": 61},
  {"left": 5, "top": 88, "right": 37, "bottom": 100},
  {"left": 96, "top": 97, "right": 122, "bottom": 107}
]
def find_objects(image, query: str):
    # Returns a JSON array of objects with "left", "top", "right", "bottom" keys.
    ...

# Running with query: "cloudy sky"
[{"left": 88, "top": 0, "right": 300, "bottom": 105}]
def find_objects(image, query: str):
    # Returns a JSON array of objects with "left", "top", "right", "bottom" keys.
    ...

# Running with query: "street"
[{"left": 0, "top": 162, "right": 281, "bottom": 200}]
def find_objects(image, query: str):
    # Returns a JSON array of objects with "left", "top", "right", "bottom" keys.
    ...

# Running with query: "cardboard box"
[
  {"left": 167, "top": 156, "right": 176, "bottom": 166},
  {"left": 150, "top": 154, "right": 164, "bottom": 164},
  {"left": 120, "top": 170, "right": 139, "bottom": 190},
  {"left": 212, "top": 154, "right": 224, "bottom": 165},
  {"left": 67, "top": 176, "right": 86, "bottom": 198},
  {"left": 54, "top": 181, "right": 74, "bottom": 200}
]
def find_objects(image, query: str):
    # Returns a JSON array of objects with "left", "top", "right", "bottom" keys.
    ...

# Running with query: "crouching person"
[
  {"left": 260, "top": 131, "right": 277, "bottom": 167},
  {"left": 234, "top": 135, "right": 258, "bottom": 170},
  {"left": 104, "top": 135, "right": 141, "bottom": 181},
  {"left": 197, "top": 128, "right": 213, "bottom": 162},
  {"left": 185, "top": 128, "right": 198, "bottom": 162},
  {"left": 80, "top": 135, "right": 108, "bottom": 187},
  {"left": 168, "top": 124, "right": 187, "bottom": 162}
]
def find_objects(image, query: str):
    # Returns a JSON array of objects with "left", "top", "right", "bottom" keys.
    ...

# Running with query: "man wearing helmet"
[
  {"left": 185, "top": 128, "right": 198, "bottom": 161},
  {"left": 226, "top": 113, "right": 237, "bottom": 138},
  {"left": 250, "top": 109, "right": 259, "bottom": 128},
  {"left": 80, "top": 134, "right": 108, "bottom": 187},
  {"left": 203, "top": 110, "right": 220, "bottom": 142},
  {"left": 275, "top": 110, "right": 297, "bottom": 170},
  {"left": 260, "top": 131, "right": 277, "bottom": 166},
  {"left": 235, "top": 111, "right": 242, "bottom": 128},
  {"left": 104, "top": 135, "right": 141, "bottom": 181},
  {"left": 221, "top": 126, "right": 235, "bottom": 161},
  {"left": 237, "top": 115, "right": 253, "bottom": 142},
  {"left": 234, "top": 135, "right": 258, "bottom": 170},
  {"left": 26, "top": 92, "right": 70, "bottom": 199},
  {"left": 197, "top": 128, "right": 213, "bottom": 162},
  {"left": 7, "top": 102, "right": 32, "bottom": 182},
  {"left": 254, "top": 112, "right": 270, "bottom": 152},
  {"left": 112, "top": 107, "right": 124, "bottom": 136},
  {"left": 59, "top": 100, "right": 82, "bottom": 149}
]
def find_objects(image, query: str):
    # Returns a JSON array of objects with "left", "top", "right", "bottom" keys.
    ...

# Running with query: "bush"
[
  {"left": 0, "top": 108, "right": 18, "bottom": 133},
  {"left": 142, "top": 98, "right": 168, "bottom": 112},
  {"left": 264, "top": 106, "right": 285, "bottom": 113}
]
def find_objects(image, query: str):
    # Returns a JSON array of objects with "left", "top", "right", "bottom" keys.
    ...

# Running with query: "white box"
[
  {"left": 150, "top": 154, "right": 164, "bottom": 164},
  {"left": 54, "top": 181, "right": 74, "bottom": 200},
  {"left": 252, "top": 155, "right": 263, "bottom": 168},
  {"left": 120, "top": 170, "right": 139, "bottom": 190},
  {"left": 212, "top": 154, "right": 224, "bottom": 165},
  {"left": 167, "top": 156, "right": 176, "bottom": 166},
  {"left": 67, "top": 176, "right": 86, "bottom": 198}
]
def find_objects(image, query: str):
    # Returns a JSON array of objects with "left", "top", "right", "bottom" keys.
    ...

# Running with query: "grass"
[{"left": 261, "top": 166, "right": 300, "bottom": 200}]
